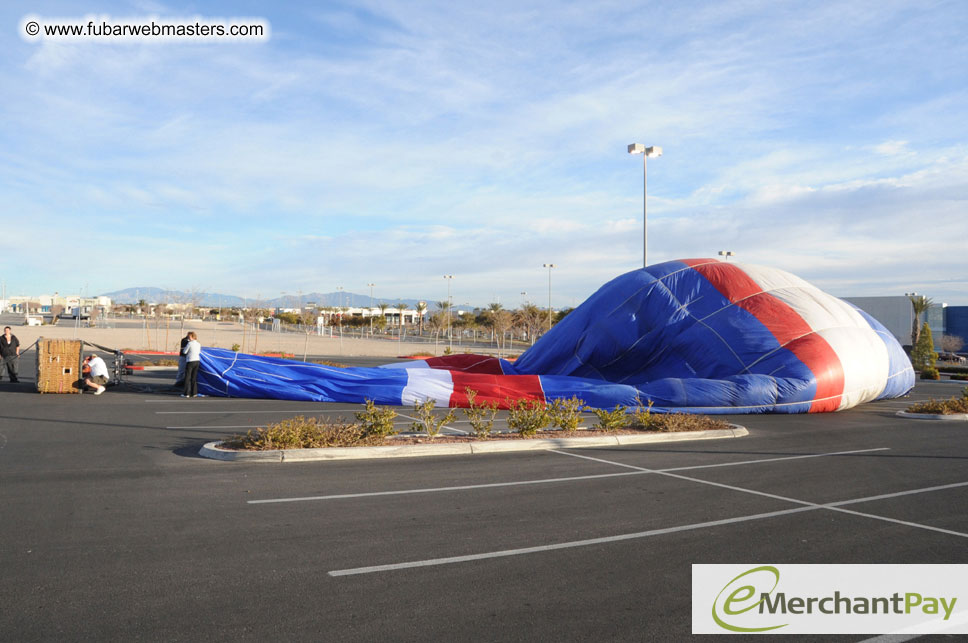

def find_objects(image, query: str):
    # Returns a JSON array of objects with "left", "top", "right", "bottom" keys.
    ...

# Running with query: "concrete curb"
[
  {"left": 896, "top": 410, "right": 968, "bottom": 421},
  {"left": 198, "top": 425, "right": 749, "bottom": 462}
]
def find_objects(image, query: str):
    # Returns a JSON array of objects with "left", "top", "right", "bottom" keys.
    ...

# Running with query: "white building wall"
[
  {"left": 843, "top": 296, "right": 913, "bottom": 345},
  {"left": 844, "top": 296, "right": 945, "bottom": 348}
]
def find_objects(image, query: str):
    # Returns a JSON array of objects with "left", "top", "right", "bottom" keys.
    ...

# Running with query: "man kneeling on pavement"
[{"left": 83, "top": 353, "right": 109, "bottom": 395}]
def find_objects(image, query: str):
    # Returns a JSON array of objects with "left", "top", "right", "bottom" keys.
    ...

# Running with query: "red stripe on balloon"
[
  {"left": 449, "top": 372, "right": 545, "bottom": 409},
  {"left": 682, "top": 259, "right": 844, "bottom": 412}
]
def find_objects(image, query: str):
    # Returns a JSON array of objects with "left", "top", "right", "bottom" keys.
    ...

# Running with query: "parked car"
[
  {"left": 25, "top": 316, "right": 42, "bottom": 326},
  {"left": 938, "top": 352, "right": 967, "bottom": 364}
]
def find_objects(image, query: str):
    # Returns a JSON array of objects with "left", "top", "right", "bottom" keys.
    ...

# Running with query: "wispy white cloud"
[{"left": 1, "top": 0, "right": 966, "bottom": 307}]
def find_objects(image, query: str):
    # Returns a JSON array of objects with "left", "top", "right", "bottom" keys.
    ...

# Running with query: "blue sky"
[{"left": 3, "top": 0, "right": 967, "bottom": 307}]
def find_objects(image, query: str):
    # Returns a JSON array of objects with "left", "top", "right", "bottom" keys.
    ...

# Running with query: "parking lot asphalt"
[{"left": 1, "top": 359, "right": 967, "bottom": 642}]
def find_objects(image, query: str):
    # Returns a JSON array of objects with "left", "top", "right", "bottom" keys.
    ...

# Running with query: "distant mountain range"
[{"left": 99, "top": 287, "right": 463, "bottom": 311}]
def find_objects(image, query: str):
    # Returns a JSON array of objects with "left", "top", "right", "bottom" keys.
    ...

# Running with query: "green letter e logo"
[{"left": 711, "top": 565, "right": 786, "bottom": 633}]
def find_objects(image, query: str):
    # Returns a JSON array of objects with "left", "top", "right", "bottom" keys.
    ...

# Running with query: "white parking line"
[
  {"left": 552, "top": 449, "right": 968, "bottom": 539},
  {"left": 250, "top": 471, "right": 645, "bottom": 504},
  {"left": 328, "top": 506, "right": 818, "bottom": 576},
  {"left": 328, "top": 478, "right": 968, "bottom": 577},
  {"left": 251, "top": 448, "right": 887, "bottom": 504},
  {"left": 326, "top": 450, "right": 968, "bottom": 577}
]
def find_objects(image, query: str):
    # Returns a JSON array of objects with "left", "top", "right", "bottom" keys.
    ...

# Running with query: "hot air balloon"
[{"left": 198, "top": 259, "right": 913, "bottom": 414}]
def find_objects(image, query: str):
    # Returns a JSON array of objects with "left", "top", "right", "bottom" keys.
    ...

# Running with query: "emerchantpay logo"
[{"left": 693, "top": 564, "right": 968, "bottom": 634}]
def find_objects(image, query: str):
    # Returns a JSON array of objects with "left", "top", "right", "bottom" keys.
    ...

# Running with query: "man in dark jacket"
[
  {"left": 1, "top": 326, "right": 20, "bottom": 382},
  {"left": 174, "top": 333, "right": 190, "bottom": 388}
]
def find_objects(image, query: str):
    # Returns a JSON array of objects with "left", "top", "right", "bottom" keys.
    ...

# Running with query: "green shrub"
[
  {"left": 949, "top": 374, "right": 968, "bottom": 381},
  {"left": 409, "top": 398, "right": 457, "bottom": 439},
  {"left": 920, "top": 367, "right": 940, "bottom": 380},
  {"left": 549, "top": 396, "right": 586, "bottom": 432},
  {"left": 223, "top": 416, "right": 374, "bottom": 450},
  {"left": 464, "top": 388, "right": 499, "bottom": 439},
  {"left": 355, "top": 399, "right": 397, "bottom": 438},
  {"left": 911, "top": 322, "right": 938, "bottom": 371},
  {"left": 630, "top": 398, "right": 659, "bottom": 430},
  {"left": 443, "top": 346, "right": 453, "bottom": 355},
  {"left": 506, "top": 398, "right": 551, "bottom": 437},
  {"left": 231, "top": 343, "right": 241, "bottom": 352},
  {"left": 592, "top": 405, "right": 628, "bottom": 432}
]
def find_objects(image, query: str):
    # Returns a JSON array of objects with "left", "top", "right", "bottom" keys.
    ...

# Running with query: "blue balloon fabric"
[{"left": 198, "top": 259, "right": 914, "bottom": 413}]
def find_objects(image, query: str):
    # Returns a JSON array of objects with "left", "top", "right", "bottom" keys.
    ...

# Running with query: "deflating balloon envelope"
[{"left": 198, "top": 259, "right": 914, "bottom": 414}]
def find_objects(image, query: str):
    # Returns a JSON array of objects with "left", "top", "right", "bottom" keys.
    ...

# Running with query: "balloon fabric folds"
[{"left": 198, "top": 259, "right": 914, "bottom": 414}]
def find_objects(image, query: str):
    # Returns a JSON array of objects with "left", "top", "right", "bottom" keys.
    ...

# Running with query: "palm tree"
[
  {"left": 395, "top": 302, "right": 407, "bottom": 332},
  {"left": 415, "top": 301, "right": 427, "bottom": 334},
  {"left": 377, "top": 302, "right": 389, "bottom": 333},
  {"left": 909, "top": 295, "right": 933, "bottom": 347}
]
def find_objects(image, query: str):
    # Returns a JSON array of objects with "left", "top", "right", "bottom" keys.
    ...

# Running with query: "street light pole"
[
  {"left": 542, "top": 263, "right": 556, "bottom": 331},
  {"left": 627, "top": 143, "right": 662, "bottom": 268},
  {"left": 367, "top": 283, "right": 375, "bottom": 335},
  {"left": 443, "top": 275, "right": 453, "bottom": 349}
]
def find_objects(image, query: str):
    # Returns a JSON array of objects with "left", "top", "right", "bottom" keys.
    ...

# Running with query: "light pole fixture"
[
  {"left": 367, "top": 283, "right": 375, "bottom": 332},
  {"left": 627, "top": 143, "right": 662, "bottom": 268},
  {"left": 542, "top": 263, "right": 556, "bottom": 331},
  {"left": 718, "top": 250, "right": 735, "bottom": 261},
  {"left": 443, "top": 275, "right": 453, "bottom": 344}
]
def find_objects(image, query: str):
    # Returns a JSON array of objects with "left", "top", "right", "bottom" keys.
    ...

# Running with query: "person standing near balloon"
[
  {"left": 181, "top": 332, "right": 202, "bottom": 398},
  {"left": 0, "top": 326, "right": 20, "bottom": 383}
]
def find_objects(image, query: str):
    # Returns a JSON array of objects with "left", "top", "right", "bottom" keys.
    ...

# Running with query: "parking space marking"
[
  {"left": 327, "top": 453, "right": 968, "bottom": 577},
  {"left": 328, "top": 506, "right": 819, "bottom": 576},
  {"left": 551, "top": 450, "right": 968, "bottom": 539},
  {"left": 251, "top": 448, "right": 886, "bottom": 504},
  {"left": 251, "top": 471, "right": 646, "bottom": 504},
  {"left": 660, "top": 447, "right": 890, "bottom": 472}
]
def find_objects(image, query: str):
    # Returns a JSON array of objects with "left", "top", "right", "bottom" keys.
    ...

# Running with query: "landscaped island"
[{"left": 222, "top": 395, "right": 731, "bottom": 451}]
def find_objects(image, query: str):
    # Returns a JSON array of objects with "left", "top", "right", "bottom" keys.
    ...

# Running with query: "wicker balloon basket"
[{"left": 36, "top": 338, "right": 84, "bottom": 394}]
